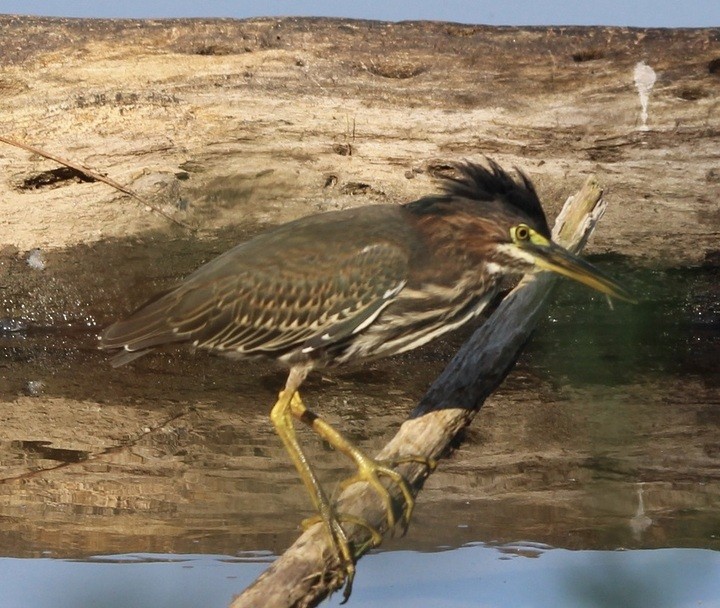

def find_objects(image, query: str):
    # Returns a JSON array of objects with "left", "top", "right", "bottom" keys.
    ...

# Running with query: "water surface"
[{"left": 0, "top": 238, "right": 717, "bottom": 605}]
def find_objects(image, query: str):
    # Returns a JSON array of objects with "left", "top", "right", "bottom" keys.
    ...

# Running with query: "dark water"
[{"left": 0, "top": 236, "right": 718, "bottom": 606}]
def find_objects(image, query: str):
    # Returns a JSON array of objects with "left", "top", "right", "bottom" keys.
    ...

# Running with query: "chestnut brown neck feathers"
[{"left": 404, "top": 160, "right": 550, "bottom": 239}]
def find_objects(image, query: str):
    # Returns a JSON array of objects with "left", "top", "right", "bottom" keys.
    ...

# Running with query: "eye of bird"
[{"left": 514, "top": 224, "right": 531, "bottom": 241}]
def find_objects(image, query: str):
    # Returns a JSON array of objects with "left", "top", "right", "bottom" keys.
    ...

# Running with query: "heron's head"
[
  {"left": 410, "top": 159, "right": 634, "bottom": 302},
  {"left": 494, "top": 221, "right": 634, "bottom": 301}
]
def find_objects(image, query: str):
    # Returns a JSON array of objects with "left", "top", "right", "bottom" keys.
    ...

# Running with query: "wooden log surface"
[{"left": 0, "top": 17, "right": 718, "bottom": 269}]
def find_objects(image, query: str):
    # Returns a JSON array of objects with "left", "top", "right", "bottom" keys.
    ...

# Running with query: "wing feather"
[{"left": 100, "top": 208, "right": 413, "bottom": 365}]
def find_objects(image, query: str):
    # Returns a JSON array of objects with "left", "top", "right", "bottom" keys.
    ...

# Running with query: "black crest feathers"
[{"left": 408, "top": 159, "right": 550, "bottom": 237}]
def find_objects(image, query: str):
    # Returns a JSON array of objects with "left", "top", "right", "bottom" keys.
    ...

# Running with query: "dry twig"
[{"left": 0, "top": 134, "right": 194, "bottom": 231}]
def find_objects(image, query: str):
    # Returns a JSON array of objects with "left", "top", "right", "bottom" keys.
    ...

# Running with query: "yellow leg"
[
  {"left": 269, "top": 386, "right": 357, "bottom": 596},
  {"left": 288, "top": 391, "right": 416, "bottom": 530},
  {"left": 270, "top": 366, "right": 430, "bottom": 601}
]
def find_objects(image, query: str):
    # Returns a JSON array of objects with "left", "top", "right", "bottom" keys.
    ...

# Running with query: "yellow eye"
[{"left": 514, "top": 224, "right": 531, "bottom": 241}]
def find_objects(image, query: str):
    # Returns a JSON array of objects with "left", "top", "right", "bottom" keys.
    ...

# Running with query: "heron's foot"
[
  {"left": 301, "top": 510, "right": 382, "bottom": 602},
  {"left": 339, "top": 454, "right": 415, "bottom": 532},
  {"left": 302, "top": 513, "right": 383, "bottom": 547},
  {"left": 381, "top": 454, "right": 438, "bottom": 473},
  {"left": 325, "top": 511, "right": 355, "bottom": 602}
]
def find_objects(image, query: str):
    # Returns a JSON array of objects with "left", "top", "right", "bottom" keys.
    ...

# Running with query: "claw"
[
  {"left": 310, "top": 511, "right": 357, "bottom": 600},
  {"left": 339, "top": 454, "right": 416, "bottom": 530},
  {"left": 389, "top": 454, "right": 438, "bottom": 473},
  {"left": 303, "top": 513, "right": 383, "bottom": 547},
  {"left": 328, "top": 515, "right": 356, "bottom": 602},
  {"left": 302, "top": 509, "right": 384, "bottom": 601},
  {"left": 339, "top": 453, "right": 436, "bottom": 530}
]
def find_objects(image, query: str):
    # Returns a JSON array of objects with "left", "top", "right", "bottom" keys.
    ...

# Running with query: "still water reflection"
[{"left": 0, "top": 238, "right": 718, "bottom": 605}]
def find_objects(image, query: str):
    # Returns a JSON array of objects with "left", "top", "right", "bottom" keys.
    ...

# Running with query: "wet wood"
[{"left": 231, "top": 177, "right": 604, "bottom": 607}]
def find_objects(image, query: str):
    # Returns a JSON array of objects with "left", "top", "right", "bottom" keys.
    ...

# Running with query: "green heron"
[{"left": 99, "top": 160, "right": 631, "bottom": 593}]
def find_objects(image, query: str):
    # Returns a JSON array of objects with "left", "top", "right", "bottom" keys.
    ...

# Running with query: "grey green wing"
[{"left": 100, "top": 240, "right": 410, "bottom": 366}]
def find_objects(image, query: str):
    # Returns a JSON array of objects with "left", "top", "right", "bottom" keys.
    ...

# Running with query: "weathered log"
[{"left": 231, "top": 176, "right": 605, "bottom": 607}]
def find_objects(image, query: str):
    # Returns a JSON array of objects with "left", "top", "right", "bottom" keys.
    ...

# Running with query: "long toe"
[
  {"left": 303, "top": 513, "right": 383, "bottom": 548},
  {"left": 341, "top": 456, "right": 415, "bottom": 531},
  {"left": 386, "top": 454, "right": 438, "bottom": 473},
  {"left": 304, "top": 507, "right": 360, "bottom": 600},
  {"left": 329, "top": 517, "right": 356, "bottom": 602}
]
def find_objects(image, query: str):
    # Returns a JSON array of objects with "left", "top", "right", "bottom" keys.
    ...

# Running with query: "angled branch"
[{"left": 231, "top": 176, "right": 606, "bottom": 608}]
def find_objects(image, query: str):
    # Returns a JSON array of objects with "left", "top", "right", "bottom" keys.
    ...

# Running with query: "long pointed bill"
[{"left": 523, "top": 241, "right": 636, "bottom": 303}]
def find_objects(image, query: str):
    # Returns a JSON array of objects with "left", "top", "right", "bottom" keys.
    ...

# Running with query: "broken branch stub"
[{"left": 231, "top": 175, "right": 605, "bottom": 608}]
